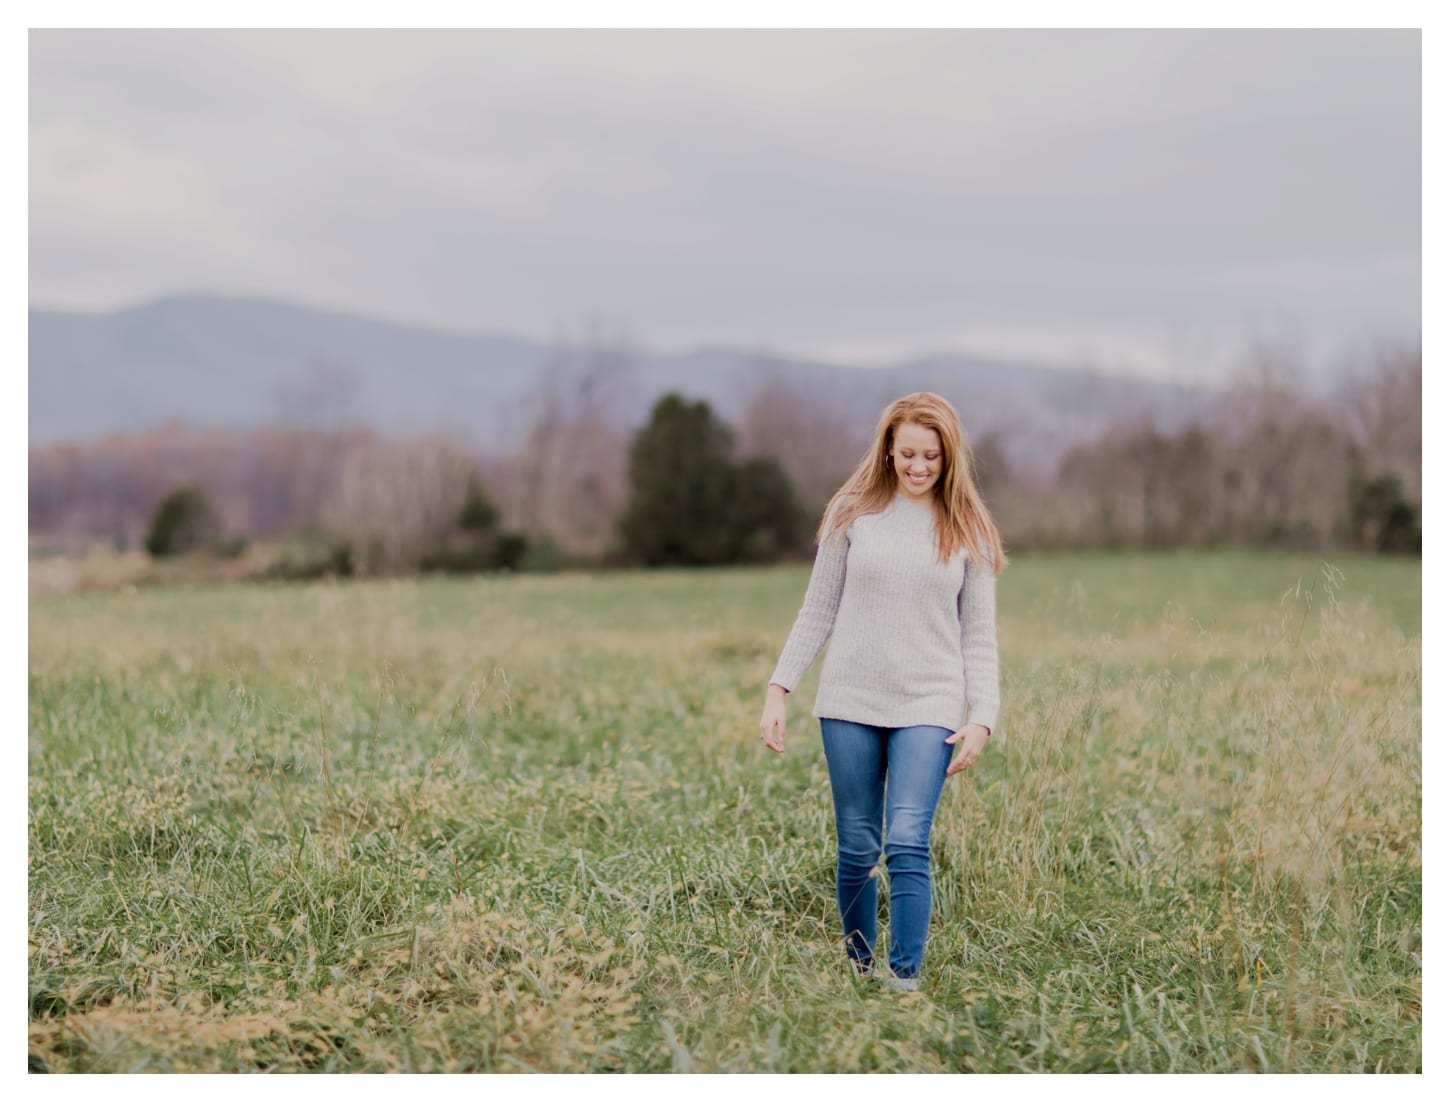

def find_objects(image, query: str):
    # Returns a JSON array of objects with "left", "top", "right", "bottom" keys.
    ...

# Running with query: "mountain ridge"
[{"left": 29, "top": 294, "right": 1215, "bottom": 473}]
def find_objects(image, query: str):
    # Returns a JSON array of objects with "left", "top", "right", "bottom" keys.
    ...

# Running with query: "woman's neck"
[{"left": 893, "top": 488, "right": 936, "bottom": 510}]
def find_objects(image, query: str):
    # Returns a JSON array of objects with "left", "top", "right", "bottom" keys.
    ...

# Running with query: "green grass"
[{"left": 28, "top": 552, "right": 1421, "bottom": 1072}]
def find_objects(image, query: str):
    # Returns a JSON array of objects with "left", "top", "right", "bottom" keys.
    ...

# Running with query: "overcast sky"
[{"left": 28, "top": 28, "right": 1421, "bottom": 382}]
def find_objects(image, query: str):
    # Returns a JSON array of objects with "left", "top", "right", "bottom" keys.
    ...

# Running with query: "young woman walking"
[{"left": 759, "top": 392, "right": 1005, "bottom": 991}]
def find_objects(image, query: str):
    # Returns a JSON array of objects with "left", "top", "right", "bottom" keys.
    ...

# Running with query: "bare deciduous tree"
[
  {"left": 322, "top": 432, "right": 478, "bottom": 574},
  {"left": 269, "top": 360, "right": 364, "bottom": 524},
  {"left": 501, "top": 324, "right": 634, "bottom": 556},
  {"left": 735, "top": 374, "right": 863, "bottom": 521},
  {"left": 1341, "top": 345, "right": 1421, "bottom": 503}
]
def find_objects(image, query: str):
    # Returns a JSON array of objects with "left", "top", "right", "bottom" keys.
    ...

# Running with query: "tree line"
[
  {"left": 1020, "top": 351, "right": 1420, "bottom": 553},
  {"left": 29, "top": 345, "right": 1420, "bottom": 576}
]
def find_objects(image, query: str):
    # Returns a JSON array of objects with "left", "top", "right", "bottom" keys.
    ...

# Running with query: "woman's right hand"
[{"left": 759, "top": 683, "right": 787, "bottom": 753}]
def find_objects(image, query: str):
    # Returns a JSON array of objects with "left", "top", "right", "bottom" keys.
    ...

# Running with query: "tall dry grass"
[{"left": 28, "top": 553, "right": 1419, "bottom": 1071}]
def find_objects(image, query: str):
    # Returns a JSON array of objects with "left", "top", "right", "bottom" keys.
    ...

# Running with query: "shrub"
[
  {"left": 144, "top": 484, "right": 223, "bottom": 558},
  {"left": 1350, "top": 472, "right": 1421, "bottom": 553},
  {"left": 258, "top": 540, "right": 355, "bottom": 582},
  {"left": 417, "top": 474, "right": 530, "bottom": 573}
]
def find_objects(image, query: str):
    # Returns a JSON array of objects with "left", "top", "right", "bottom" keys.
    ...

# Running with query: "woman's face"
[{"left": 889, "top": 421, "right": 943, "bottom": 500}]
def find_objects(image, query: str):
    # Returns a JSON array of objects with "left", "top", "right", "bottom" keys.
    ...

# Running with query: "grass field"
[{"left": 28, "top": 551, "right": 1421, "bottom": 1072}]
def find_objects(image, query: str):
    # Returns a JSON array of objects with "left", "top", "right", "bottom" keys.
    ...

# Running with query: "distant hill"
[{"left": 29, "top": 295, "right": 1215, "bottom": 474}]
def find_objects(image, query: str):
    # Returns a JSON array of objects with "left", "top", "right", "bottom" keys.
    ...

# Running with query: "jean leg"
[
  {"left": 820, "top": 718, "right": 888, "bottom": 972},
  {"left": 883, "top": 725, "right": 954, "bottom": 979}
]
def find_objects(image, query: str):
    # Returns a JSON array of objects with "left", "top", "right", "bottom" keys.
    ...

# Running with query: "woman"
[{"left": 758, "top": 392, "right": 1005, "bottom": 992}]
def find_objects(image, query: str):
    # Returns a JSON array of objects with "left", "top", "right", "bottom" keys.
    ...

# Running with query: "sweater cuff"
[{"left": 768, "top": 665, "right": 800, "bottom": 693}]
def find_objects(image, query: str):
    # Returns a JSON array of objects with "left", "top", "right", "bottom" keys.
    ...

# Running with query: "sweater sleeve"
[
  {"left": 768, "top": 522, "right": 849, "bottom": 693},
  {"left": 959, "top": 550, "right": 1001, "bottom": 732}
]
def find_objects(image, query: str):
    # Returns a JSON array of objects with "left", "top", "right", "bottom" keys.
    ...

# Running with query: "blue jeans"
[{"left": 819, "top": 718, "right": 954, "bottom": 981}]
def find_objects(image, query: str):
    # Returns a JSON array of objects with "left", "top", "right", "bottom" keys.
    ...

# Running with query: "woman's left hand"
[{"left": 944, "top": 723, "right": 990, "bottom": 776}]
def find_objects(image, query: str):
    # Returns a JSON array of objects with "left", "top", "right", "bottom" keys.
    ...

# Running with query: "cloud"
[{"left": 28, "top": 28, "right": 1421, "bottom": 377}]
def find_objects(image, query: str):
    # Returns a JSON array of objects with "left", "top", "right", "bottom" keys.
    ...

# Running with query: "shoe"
[{"left": 881, "top": 972, "right": 919, "bottom": 993}]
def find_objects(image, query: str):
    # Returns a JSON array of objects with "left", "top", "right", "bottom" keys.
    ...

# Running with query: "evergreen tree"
[
  {"left": 619, "top": 394, "right": 803, "bottom": 566},
  {"left": 144, "top": 484, "right": 223, "bottom": 557},
  {"left": 419, "top": 472, "right": 530, "bottom": 572},
  {"left": 728, "top": 456, "right": 804, "bottom": 562},
  {"left": 458, "top": 473, "right": 500, "bottom": 532},
  {"left": 1349, "top": 470, "right": 1421, "bottom": 553}
]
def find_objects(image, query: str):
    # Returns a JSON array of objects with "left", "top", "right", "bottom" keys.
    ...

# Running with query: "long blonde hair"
[{"left": 818, "top": 392, "right": 1007, "bottom": 573}]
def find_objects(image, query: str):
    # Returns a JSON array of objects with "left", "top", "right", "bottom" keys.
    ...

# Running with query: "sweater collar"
[{"left": 892, "top": 489, "right": 937, "bottom": 513}]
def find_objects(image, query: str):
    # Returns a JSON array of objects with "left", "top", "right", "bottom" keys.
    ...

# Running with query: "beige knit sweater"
[{"left": 768, "top": 490, "right": 1000, "bottom": 733}]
